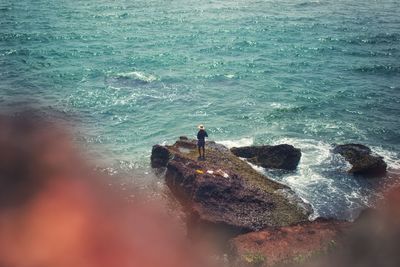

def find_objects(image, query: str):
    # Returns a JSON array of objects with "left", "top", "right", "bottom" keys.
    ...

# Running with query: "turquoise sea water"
[{"left": 1, "top": 0, "right": 400, "bottom": 219}]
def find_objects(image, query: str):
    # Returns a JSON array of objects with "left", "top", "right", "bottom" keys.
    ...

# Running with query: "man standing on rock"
[{"left": 197, "top": 124, "right": 208, "bottom": 160}]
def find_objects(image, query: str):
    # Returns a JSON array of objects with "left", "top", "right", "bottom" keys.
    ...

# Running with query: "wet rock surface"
[
  {"left": 151, "top": 145, "right": 171, "bottom": 168},
  {"left": 151, "top": 139, "right": 312, "bottom": 233},
  {"left": 230, "top": 144, "right": 302, "bottom": 170},
  {"left": 333, "top": 144, "right": 387, "bottom": 176}
]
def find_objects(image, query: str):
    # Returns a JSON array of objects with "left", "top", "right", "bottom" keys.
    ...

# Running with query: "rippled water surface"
[{"left": 1, "top": 0, "right": 399, "bottom": 219}]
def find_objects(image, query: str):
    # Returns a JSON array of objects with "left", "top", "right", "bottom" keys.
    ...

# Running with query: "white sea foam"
[
  {"left": 246, "top": 160, "right": 266, "bottom": 174},
  {"left": 270, "top": 102, "right": 295, "bottom": 110},
  {"left": 217, "top": 137, "right": 254, "bottom": 148},
  {"left": 228, "top": 137, "right": 399, "bottom": 220},
  {"left": 116, "top": 71, "right": 157, "bottom": 83},
  {"left": 370, "top": 146, "right": 400, "bottom": 170},
  {"left": 268, "top": 138, "right": 338, "bottom": 219}
]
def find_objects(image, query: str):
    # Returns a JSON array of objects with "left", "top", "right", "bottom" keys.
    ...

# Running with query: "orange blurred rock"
[{"left": 229, "top": 219, "right": 352, "bottom": 267}]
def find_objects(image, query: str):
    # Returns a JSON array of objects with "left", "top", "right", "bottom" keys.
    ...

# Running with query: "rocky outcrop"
[
  {"left": 229, "top": 219, "right": 352, "bottom": 267},
  {"left": 231, "top": 144, "right": 301, "bottom": 170},
  {"left": 151, "top": 139, "right": 312, "bottom": 233},
  {"left": 333, "top": 144, "right": 387, "bottom": 176},
  {"left": 151, "top": 145, "right": 171, "bottom": 168}
]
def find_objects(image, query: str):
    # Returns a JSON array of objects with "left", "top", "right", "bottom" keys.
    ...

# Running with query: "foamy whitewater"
[
  {"left": 1, "top": 0, "right": 399, "bottom": 220},
  {"left": 219, "top": 137, "right": 400, "bottom": 220}
]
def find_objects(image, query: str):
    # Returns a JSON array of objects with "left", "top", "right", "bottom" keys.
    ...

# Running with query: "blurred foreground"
[
  {"left": 0, "top": 113, "right": 399, "bottom": 267},
  {"left": 0, "top": 113, "right": 209, "bottom": 267}
]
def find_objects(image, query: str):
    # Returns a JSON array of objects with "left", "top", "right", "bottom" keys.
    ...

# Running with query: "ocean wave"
[
  {"left": 344, "top": 50, "right": 395, "bottom": 57},
  {"left": 266, "top": 104, "right": 307, "bottom": 119},
  {"left": 270, "top": 102, "right": 290, "bottom": 109},
  {"left": 231, "top": 137, "right": 399, "bottom": 220},
  {"left": 370, "top": 146, "right": 400, "bottom": 171},
  {"left": 269, "top": 102, "right": 304, "bottom": 112},
  {"left": 216, "top": 137, "right": 254, "bottom": 148},
  {"left": 0, "top": 32, "right": 89, "bottom": 43},
  {"left": 224, "top": 74, "right": 235, "bottom": 79},
  {"left": 295, "top": 1, "right": 325, "bottom": 8},
  {"left": 198, "top": 73, "right": 238, "bottom": 81},
  {"left": 114, "top": 71, "right": 157, "bottom": 83},
  {"left": 347, "top": 33, "right": 400, "bottom": 45},
  {"left": 352, "top": 64, "right": 400, "bottom": 75}
]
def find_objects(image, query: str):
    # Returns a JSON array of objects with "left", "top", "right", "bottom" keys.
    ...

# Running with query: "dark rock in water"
[
  {"left": 229, "top": 218, "right": 352, "bottom": 267},
  {"left": 151, "top": 139, "right": 312, "bottom": 233},
  {"left": 150, "top": 145, "right": 171, "bottom": 168},
  {"left": 231, "top": 144, "right": 301, "bottom": 170},
  {"left": 230, "top": 146, "right": 259, "bottom": 159},
  {"left": 254, "top": 144, "right": 301, "bottom": 170},
  {"left": 179, "top": 136, "right": 189, "bottom": 141},
  {"left": 333, "top": 144, "right": 387, "bottom": 176}
]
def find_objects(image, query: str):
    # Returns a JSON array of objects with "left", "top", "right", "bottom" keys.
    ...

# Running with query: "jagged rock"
[
  {"left": 230, "top": 146, "right": 259, "bottom": 158},
  {"left": 333, "top": 144, "right": 387, "bottom": 176},
  {"left": 231, "top": 144, "right": 301, "bottom": 170},
  {"left": 229, "top": 218, "right": 352, "bottom": 267},
  {"left": 150, "top": 145, "right": 171, "bottom": 168},
  {"left": 151, "top": 139, "right": 312, "bottom": 233}
]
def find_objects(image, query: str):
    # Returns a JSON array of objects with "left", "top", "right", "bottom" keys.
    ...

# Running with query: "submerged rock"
[
  {"left": 231, "top": 144, "right": 301, "bottom": 170},
  {"left": 229, "top": 218, "right": 352, "bottom": 267},
  {"left": 333, "top": 144, "right": 387, "bottom": 176},
  {"left": 151, "top": 139, "right": 312, "bottom": 233}
]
